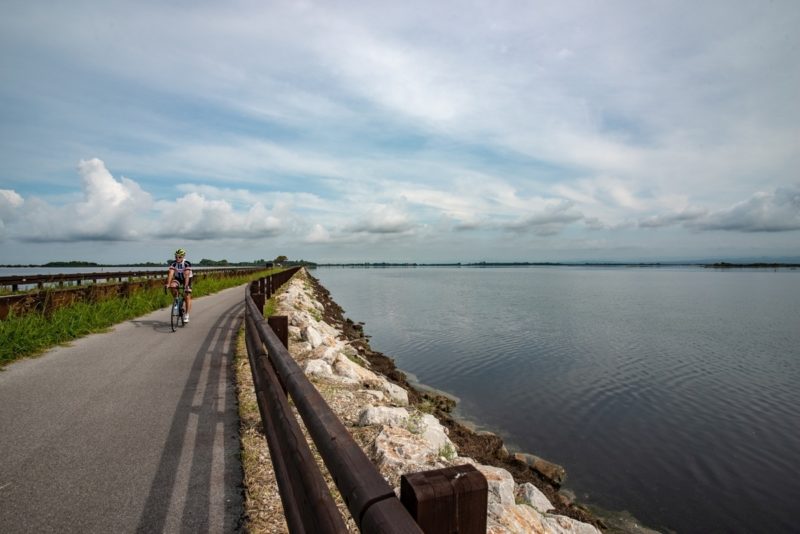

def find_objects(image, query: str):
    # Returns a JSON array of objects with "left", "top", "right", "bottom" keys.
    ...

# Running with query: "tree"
[{"left": 274, "top": 255, "right": 288, "bottom": 264}]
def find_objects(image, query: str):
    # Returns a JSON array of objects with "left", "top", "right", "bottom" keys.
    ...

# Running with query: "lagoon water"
[{"left": 314, "top": 266, "right": 800, "bottom": 534}]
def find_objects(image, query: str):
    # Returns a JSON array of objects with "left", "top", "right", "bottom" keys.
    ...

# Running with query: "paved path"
[{"left": 0, "top": 285, "right": 247, "bottom": 533}]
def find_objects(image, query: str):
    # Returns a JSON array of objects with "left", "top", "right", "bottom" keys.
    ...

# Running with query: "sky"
[{"left": 1, "top": 0, "right": 799, "bottom": 264}]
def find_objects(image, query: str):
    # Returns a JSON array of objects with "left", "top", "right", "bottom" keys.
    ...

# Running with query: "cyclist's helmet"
[{"left": 175, "top": 248, "right": 186, "bottom": 257}]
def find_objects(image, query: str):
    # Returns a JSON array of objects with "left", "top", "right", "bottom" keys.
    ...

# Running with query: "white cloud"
[
  {"left": 20, "top": 159, "right": 152, "bottom": 242},
  {"left": 2, "top": 2, "right": 799, "bottom": 262},
  {"left": 155, "top": 193, "right": 282, "bottom": 240},
  {"left": 347, "top": 204, "right": 416, "bottom": 235},
  {"left": 305, "top": 223, "right": 331, "bottom": 244},
  {"left": 637, "top": 186, "right": 800, "bottom": 233},
  {"left": 691, "top": 186, "right": 800, "bottom": 233},
  {"left": 0, "top": 189, "right": 24, "bottom": 239},
  {"left": 503, "top": 201, "right": 584, "bottom": 236},
  {"left": 639, "top": 207, "right": 709, "bottom": 229}
]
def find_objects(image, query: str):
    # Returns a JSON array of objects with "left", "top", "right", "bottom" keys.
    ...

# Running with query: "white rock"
[
  {"left": 293, "top": 341, "right": 312, "bottom": 355},
  {"left": 419, "top": 414, "right": 455, "bottom": 453},
  {"left": 372, "top": 426, "right": 440, "bottom": 470},
  {"left": 541, "top": 513, "right": 602, "bottom": 534},
  {"left": 381, "top": 380, "right": 409, "bottom": 406},
  {"left": 363, "top": 390, "right": 385, "bottom": 402},
  {"left": 304, "top": 359, "right": 334, "bottom": 379},
  {"left": 357, "top": 406, "right": 410, "bottom": 427},
  {"left": 313, "top": 346, "right": 340, "bottom": 364},
  {"left": 303, "top": 325, "right": 324, "bottom": 348},
  {"left": 476, "top": 464, "right": 516, "bottom": 506},
  {"left": 487, "top": 502, "right": 546, "bottom": 534},
  {"left": 288, "top": 325, "right": 302, "bottom": 339},
  {"left": 517, "top": 482, "right": 554, "bottom": 513},
  {"left": 333, "top": 354, "right": 382, "bottom": 385}
]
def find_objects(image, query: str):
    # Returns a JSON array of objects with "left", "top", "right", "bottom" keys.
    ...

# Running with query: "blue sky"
[{"left": 1, "top": 0, "right": 799, "bottom": 264}]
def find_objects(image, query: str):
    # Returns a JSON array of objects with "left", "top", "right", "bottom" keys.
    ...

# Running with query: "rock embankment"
[{"left": 273, "top": 268, "right": 605, "bottom": 533}]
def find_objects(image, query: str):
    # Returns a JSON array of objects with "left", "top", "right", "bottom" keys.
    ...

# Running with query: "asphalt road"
[{"left": 0, "top": 285, "right": 247, "bottom": 533}]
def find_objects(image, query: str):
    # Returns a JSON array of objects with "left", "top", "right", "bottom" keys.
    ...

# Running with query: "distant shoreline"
[
  {"left": 315, "top": 261, "right": 800, "bottom": 269},
  {"left": 3, "top": 261, "right": 799, "bottom": 269}
]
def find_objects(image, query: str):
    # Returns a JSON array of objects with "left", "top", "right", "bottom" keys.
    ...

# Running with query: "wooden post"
[
  {"left": 268, "top": 316, "right": 289, "bottom": 349},
  {"left": 400, "top": 464, "right": 487, "bottom": 534}
]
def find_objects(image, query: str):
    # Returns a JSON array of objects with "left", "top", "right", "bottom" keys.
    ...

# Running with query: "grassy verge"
[
  {"left": 0, "top": 269, "right": 278, "bottom": 367},
  {"left": 235, "top": 326, "right": 289, "bottom": 533}
]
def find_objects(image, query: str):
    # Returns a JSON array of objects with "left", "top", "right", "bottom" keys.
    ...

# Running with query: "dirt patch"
[{"left": 306, "top": 272, "right": 605, "bottom": 529}]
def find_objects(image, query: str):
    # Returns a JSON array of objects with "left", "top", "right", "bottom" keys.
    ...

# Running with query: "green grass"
[{"left": 0, "top": 269, "right": 279, "bottom": 367}]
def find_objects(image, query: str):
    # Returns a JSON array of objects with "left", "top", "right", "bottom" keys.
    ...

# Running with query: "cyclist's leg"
[{"left": 184, "top": 278, "right": 193, "bottom": 314}]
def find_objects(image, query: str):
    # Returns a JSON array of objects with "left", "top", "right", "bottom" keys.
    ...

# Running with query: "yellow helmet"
[{"left": 175, "top": 248, "right": 186, "bottom": 257}]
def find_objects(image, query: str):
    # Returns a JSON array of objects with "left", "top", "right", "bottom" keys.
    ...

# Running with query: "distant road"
[{"left": 0, "top": 285, "right": 246, "bottom": 533}]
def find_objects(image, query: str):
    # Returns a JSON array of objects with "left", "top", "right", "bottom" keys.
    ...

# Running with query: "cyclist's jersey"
[{"left": 169, "top": 260, "right": 192, "bottom": 284}]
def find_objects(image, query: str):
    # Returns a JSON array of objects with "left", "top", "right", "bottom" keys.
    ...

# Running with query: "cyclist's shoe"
[{"left": 183, "top": 314, "right": 190, "bottom": 323}]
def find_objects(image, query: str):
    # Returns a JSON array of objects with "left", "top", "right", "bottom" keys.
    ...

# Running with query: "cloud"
[
  {"left": 0, "top": 189, "right": 24, "bottom": 239},
  {"left": 3, "top": 159, "right": 287, "bottom": 244},
  {"left": 503, "top": 201, "right": 584, "bottom": 236},
  {"left": 347, "top": 204, "right": 416, "bottom": 235},
  {"left": 2, "top": 2, "right": 800, "bottom": 262},
  {"left": 22, "top": 159, "right": 152, "bottom": 242},
  {"left": 637, "top": 186, "right": 800, "bottom": 233},
  {"left": 305, "top": 223, "right": 331, "bottom": 244},
  {"left": 690, "top": 186, "right": 800, "bottom": 233},
  {"left": 154, "top": 193, "right": 283, "bottom": 240},
  {"left": 639, "top": 207, "right": 708, "bottom": 229}
]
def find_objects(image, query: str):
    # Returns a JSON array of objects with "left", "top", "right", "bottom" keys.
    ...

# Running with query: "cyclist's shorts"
[{"left": 169, "top": 279, "right": 193, "bottom": 293}]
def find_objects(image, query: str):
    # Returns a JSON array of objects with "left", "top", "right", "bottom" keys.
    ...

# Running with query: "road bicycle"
[{"left": 166, "top": 286, "right": 187, "bottom": 332}]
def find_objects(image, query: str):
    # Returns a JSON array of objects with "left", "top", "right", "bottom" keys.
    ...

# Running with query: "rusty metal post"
[{"left": 400, "top": 464, "right": 487, "bottom": 534}]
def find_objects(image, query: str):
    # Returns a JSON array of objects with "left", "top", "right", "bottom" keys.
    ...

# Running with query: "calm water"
[{"left": 314, "top": 266, "right": 800, "bottom": 534}]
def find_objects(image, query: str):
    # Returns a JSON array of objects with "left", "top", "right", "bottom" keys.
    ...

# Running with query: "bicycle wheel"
[{"left": 170, "top": 298, "right": 180, "bottom": 332}]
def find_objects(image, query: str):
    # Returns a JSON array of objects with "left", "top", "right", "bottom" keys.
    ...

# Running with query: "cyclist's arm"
[
  {"left": 166, "top": 267, "right": 175, "bottom": 287},
  {"left": 183, "top": 266, "right": 192, "bottom": 289}
]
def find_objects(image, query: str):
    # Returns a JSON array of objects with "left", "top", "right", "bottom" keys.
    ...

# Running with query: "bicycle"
[{"left": 165, "top": 286, "right": 187, "bottom": 332}]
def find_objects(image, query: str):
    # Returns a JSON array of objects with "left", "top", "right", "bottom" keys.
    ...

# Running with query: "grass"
[{"left": 0, "top": 269, "right": 279, "bottom": 367}]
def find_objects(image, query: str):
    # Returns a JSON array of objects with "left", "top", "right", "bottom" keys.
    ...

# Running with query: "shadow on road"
[
  {"left": 129, "top": 317, "right": 174, "bottom": 334},
  {"left": 135, "top": 300, "right": 245, "bottom": 533}
]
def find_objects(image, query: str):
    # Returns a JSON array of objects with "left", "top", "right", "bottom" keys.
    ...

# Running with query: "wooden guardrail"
[
  {"left": 244, "top": 268, "right": 487, "bottom": 533},
  {"left": 0, "top": 267, "right": 263, "bottom": 320}
]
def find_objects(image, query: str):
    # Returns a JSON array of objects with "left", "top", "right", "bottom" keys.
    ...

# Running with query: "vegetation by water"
[{"left": 0, "top": 269, "right": 278, "bottom": 367}]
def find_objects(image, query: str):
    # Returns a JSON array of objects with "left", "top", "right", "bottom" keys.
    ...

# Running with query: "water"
[{"left": 314, "top": 266, "right": 800, "bottom": 534}]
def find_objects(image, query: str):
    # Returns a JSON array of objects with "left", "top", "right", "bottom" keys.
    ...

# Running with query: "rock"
[
  {"left": 487, "top": 502, "right": 546, "bottom": 534},
  {"left": 372, "top": 426, "right": 440, "bottom": 470},
  {"left": 333, "top": 354, "right": 382, "bottom": 385},
  {"left": 357, "top": 406, "right": 410, "bottom": 427},
  {"left": 541, "top": 513, "right": 602, "bottom": 534},
  {"left": 312, "top": 345, "right": 340, "bottom": 363},
  {"left": 303, "top": 359, "right": 334, "bottom": 379},
  {"left": 516, "top": 482, "right": 554, "bottom": 513},
  {"left": 498, "top": 444, "right": 510, "bottom": 460},
  {"left": 380, "top": 380, "right": 409, "bottom": 406},
  {"left": 302, "top": 325, "right": 324, "bottom": 348},
  {"left": 293, "top": 341, "right": 312, "bottom": 355},
  {"left": 475, "top": 464, "right": 516, "bottom": 506},
  {"left": 514, "top": 452, "right": 566, "bottom": 486},
  {"left": 419, "top": 413, "right": 455, "bottom": 454},
  {"left": 556, "top": 489, "right": 576, "bottom": 507},
  {"left": 363, "top": 390, "right": 385, "bottom": 402}
]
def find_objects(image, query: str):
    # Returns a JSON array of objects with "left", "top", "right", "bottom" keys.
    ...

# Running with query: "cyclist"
[{"left": 166, "top": 248, "right": 193, "bottom": 323}]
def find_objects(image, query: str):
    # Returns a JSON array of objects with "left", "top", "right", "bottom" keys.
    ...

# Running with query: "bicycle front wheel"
[{"left": 170, "top": 300, "right": 180, "bottom": 332}]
